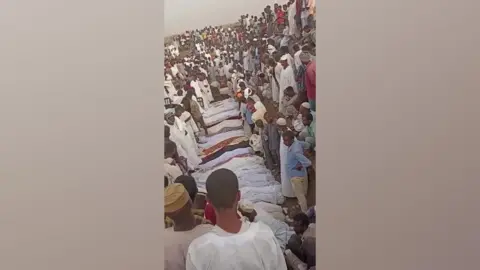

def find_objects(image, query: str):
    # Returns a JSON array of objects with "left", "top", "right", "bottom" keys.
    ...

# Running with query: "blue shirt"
[
  {"left": 241, "top": 103, "right": 254, "bottom": 125},
  {"left": 285, "top": 141, "right": 312, "bottom": 178}
]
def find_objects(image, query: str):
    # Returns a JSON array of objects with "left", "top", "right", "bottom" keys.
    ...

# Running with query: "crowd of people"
[{"left": 164, "top": 1, "right": 316, "bottom": 269}]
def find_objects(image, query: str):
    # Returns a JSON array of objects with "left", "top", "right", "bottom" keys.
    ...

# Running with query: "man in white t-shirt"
[{"left": 186, "top": 168, "right": 287, "bottom": 270}]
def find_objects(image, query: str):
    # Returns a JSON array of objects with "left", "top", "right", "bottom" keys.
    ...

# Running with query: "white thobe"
[
  {"left": 170, "top": 65, "right": 179, "bottom": 77},
  {"left": 199, "top": 67, "right": 208, "bottom": 77},
  {"left": 164, "top": 76, "right": 177, "bottom": 100},
  {"left": 273, "top": 63, "right": 283, "bottom": 103},
  {"left": 166, "top": 122, "right": 201, "bottom": 170},
  {"left": 279, "top": 66, "right": 297, "bottom": 112},
  {"left": 199, "top": 79, "right": 214, "bottom": 102},
  {"left": 180, "top": 111, "right": 199, "bottom": 135},
  {"left": 190, "top": 80, "right": 210, "bottom": 110},
  {"left": 175, "top": 116, "right": 198, "bottom": 154},
  {"left": 280, "top": 132, "right": 296, "bottom": 198},
  {"left": 164, "top": 84, "right": 175, "bottom": 100},
  {"left": 284, "top": 54, "right": 295, "bottom": 72},
  {"left": 186, "top": 222, "right": 287, "bottom": 270},
  {"left": 243, "top": 52, "right": 253, "bottom": 73},
  {"left": 164, "top": 159, "right": 183, "bottom": 185},
  {"left": 294, "top": 50, "right": 302, "bottom": 70},
  {"left": 288, "top": 4, "right": 300, "bottom": 37},
  {"left": 224, "top": 64, "right": 232, "bottom": 79}
]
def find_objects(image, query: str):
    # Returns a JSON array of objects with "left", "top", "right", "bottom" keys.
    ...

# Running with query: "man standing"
[
  {"left": 279, "top": 54, "right": 297, "bottom": 112},
  {"left": 164, "top": 184, "right": 213, "bottom": 270},
  {"left": 302, "top": 52, "right": 316, "bottom": 111},
  {"left": 198, "top": 73, "right": 214, "bottom": 103},
  {"left": 186, "top": 169, "right": 287, "bottom": 270},
  {"left": 282, "top": 131, "right": 311, "bottom": 213},
  {"left": 293, "top": 44, "right": 303, "bottom": 70}
]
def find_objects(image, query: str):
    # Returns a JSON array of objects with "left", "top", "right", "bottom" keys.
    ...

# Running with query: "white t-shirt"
[{"left": 186, "top": 221, "right": 287, "bottom": 270}]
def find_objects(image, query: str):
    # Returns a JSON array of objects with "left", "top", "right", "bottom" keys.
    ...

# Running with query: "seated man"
[{"left": 286, "top": 213, "right": 316, "bottom": 268}]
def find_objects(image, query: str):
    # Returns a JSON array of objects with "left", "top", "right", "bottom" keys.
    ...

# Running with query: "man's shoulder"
[
  {"left": 253, "top": 221, "right": 277, "bottom": 238},
  {"left": 188, "top": 228, "right": 214, "bottom": 247}
]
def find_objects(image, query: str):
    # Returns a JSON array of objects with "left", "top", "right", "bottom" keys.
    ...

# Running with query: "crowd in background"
[{"left": 164, "top": 1, "right": 316, "bottom": 269}]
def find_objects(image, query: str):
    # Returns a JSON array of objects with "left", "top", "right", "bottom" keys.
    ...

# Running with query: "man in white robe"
[
  {"left": 165, "top": 122, "right": 197, "bottom": 171},
  {"left": 186, "top": 169, "right": 287, "bottom": 270},
  {"left": 243, "top": 49, "right": 254, "bottom": 74},
  {"left": 174, "top": 108, "right": 199, "bottom": 153},
  {"left": 293, "top": 44, "right": 303, "bottom": 69},
  {"left": 224, "top": 61, "right": 233, "bottom": 80},
  {"left": 273, "top": 59, "right": 283, "bottom": 103},
  {"left": 277, "top": 118, "right": 295, "bottom": 198},
  {"left": 165, "top": 114, "right": 201, "bottom": 170},
  {"left": 279, "top": 55, "right": 298, "bottom": 112},
  {"left": 190, "top": 76, "right": 210, "bottom": 110},
  {"left": 164, "top": 73, "right": 177, "bottom": 100},
  {"left": 198, "top": 73, "right": 214, "bottom": 102},
  {"left": 288, "top": 1, "right": 300, "bottom": 38}
]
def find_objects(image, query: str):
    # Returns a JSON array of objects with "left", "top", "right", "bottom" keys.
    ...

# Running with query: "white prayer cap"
[
  {"left": 239, "top": 200, "right": 254, "bottom": 213},
  {"left": 228, "top": 27, "right": 231, "bottom": 30},
  {"left": 276, "top": 118, "right": 287, "bottom": 126},
  {"left": 280, "top": 54, "right": 288, "bottom": 61},
  {"left": 301, "top": 102, "right": 311, "bottom": 109},
  {"left": 253, "top": 38, "right": 258, "bottom": 41}
]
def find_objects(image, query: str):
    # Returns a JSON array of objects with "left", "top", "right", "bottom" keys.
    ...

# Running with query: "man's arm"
[{"left": 295, "top": 151, "right": 312, "bottom": 168}]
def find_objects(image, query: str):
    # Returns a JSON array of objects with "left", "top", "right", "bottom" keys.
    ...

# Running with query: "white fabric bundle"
[
  {"left": 198, "top": 147, "right": 252, "bottom": 170},
  {"left": 192, "top": 155, "right": 284, "bottom": 204},
  {"left": 202, "top": 99, "right": 238, "bottom": 118},
  {"left": 203, "top": 109, "right": 240, "bottom": 127},
  {"left": 197, "top": 130, "right": 246, "bottom": 149},
  {"left": 206, "top": 119, "right": 243, "bottom": 135}
]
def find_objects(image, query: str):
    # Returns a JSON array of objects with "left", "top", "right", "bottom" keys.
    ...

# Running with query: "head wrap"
[
  {"left": 164, "top": 183, "right": 190, "bottom": 213},
  {"left": 276, "top": 118, "right": 287, "bottom": 126}
]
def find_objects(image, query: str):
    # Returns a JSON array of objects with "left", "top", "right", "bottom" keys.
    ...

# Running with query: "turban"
[{"left": 164, "top": 183, "right": 190, "bottom": 213}]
